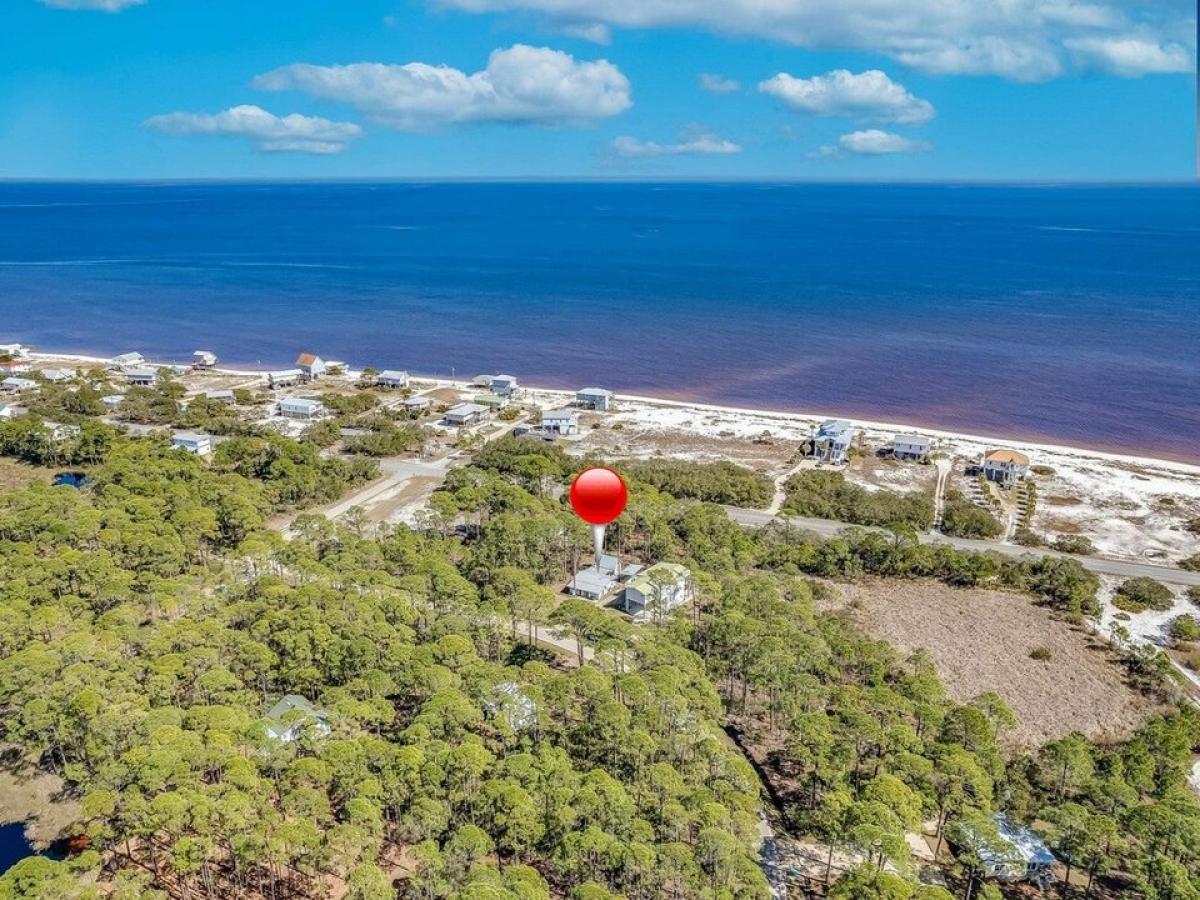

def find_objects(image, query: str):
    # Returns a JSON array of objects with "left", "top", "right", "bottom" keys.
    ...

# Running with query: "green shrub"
[
  {"left": 782, "top": 469, "right": 932, "bottom": 529},
  {"left": 1179, "top": 554, "right": 1200, "bottom": 572},
  {"left": 1169, "top": 615, "right": 1200, "bottom": 644},
  {"left": 623, "top": 458, "right": 773, "bottom": 507},
  {"left": 1186, "top": 586, "right": 1200, "bottom": 608},
  {"left": 1029, "top": 645, "right": 1052, "bottom": 661},
  {"left": 941, "top": 492, "right": 1004, "bottom": 539},
  {"left": 1052, "top": 534, "right": 1096, "bottom": 556},
  {"left": 1014, "top": 527, "right": 1045, "bottom": 548},
  {"left": 1112, "top": 577, "right": 1175, "bottom": 613}
]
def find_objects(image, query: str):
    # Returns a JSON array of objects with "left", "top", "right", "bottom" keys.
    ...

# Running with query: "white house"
[
  {"left": 444, "top": 402, "right": 489, "bottom": 426},
  {"left": 101, "top": 394, "right": 124, "bottom": 409},
  {"left": 490, "top": 374, "right": 518, "bottom": 397},
  {"left": 575, "top": 387, "right": 613, "bottom": 411},
  {"left": 278, "top": 397, "right": 326, "bottom": 419},
  {"left": 542, "top": 408, "right": 579, "bottom": 436},
  {"left": 295, "top": 353, "right": 326, "bottom": 380},
  {"left": 567, "top": 554, "right": 643, "bottom": 601},
  {"left": 623, "top": 563, "right": 693, "bottom": 621},
  {"left": 193, "top": 350, "right": 218, "bottom": 368},
  {"left": 890, "top": 433, "right": 932, "bottom": 461},
  {"left": 983, "top": 449, "right": 1030, "bottom": 488},
  {"left": 111, "top": 352, "right": 145, "bottom": 369},
  {"left": 955, "top": 814, "right": 1056, "bottom": 889},
  {"left": 2, "top": 377, "right": 37, "bottom": 393},
  {"left": 40, "top": 368, "right": 73, "bottom": 383},
  {"left": 268, "top": 368, "right": 303, "bottom": 388},
  {"left": 0, "top": 404, "right": 14, "bottom": 418},
  {"left": 403, "top": 396, "right": 432, "bottom": 411},
  {"left": 126, "top": 368, "right": 159, "bottom": 387},
  {"left": 263, "top": 695, "right": 331, "bottom": 744},
  {"left": 809, "top": 419, "right": 855, "bottom": 464},
  {"left": 0, "top": 343, "right": 30, "bottom": 358},
  {"left": 376, "top": 370, "right": 410, "bottom": 389},
  {"left": 205, "top": 389, "right": 235, "bottom": 403},
  {"left": 172, "top": 431, "right": 212, "bottom": 455}
]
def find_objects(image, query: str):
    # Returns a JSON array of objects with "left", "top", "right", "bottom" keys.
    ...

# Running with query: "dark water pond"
[{"left": 0, "top": 822, "right": 35, "bottom": 875}]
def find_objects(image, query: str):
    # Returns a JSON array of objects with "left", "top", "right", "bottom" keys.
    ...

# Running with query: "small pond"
[{"left": 0, "top": 822, "right": 35, "bottom": 875}]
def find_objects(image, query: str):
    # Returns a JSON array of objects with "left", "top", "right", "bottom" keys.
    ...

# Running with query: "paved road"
[{"left": 724, "top": 506, "right": 1200, "bottom": 587}]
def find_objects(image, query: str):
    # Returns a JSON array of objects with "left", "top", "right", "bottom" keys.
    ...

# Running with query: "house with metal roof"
[
  {"left": 193, "top": 350, "right": 218, "bottom": 368},
  {"left": 205, "top": 389, "right": 235, "bottom": 403},
  {"left": 40, "top": 368, "right": 73, "bottom": 384},
  {"left": 567, "top": 553, "right": 643, "bottom": 601},
  {"left": 403, "top": 396, "right": 432, "bottom": 411},
  {"left": 575, "top": 387, "right": 613, "bottom": 411},
  {"left": 126, "top": 368, "right": 159, "bottom": 387},
  {"left": 490, "top": 374, "right": 518, "bottom": 397},
  {"left": 623, "top": 562, "right": 693, "bottom": 621},
  {"left": 268, "top": 368, "right": 303, "bottom": 388},
  {"left": 955, "top": 814, "right": 1056, "bottom": 888},
  {"left": 295, "top": 353, "right": 326, "bottom": 380},
  {"left": 474, "top": 393, "right": 509, "bottom": 409},
  {"left": 376, "top": 370, "right": 410, "bottom": 389},
  {"left": 808, "top": 419, "right": 855, "bottom": 464},
  {"left": 263, "top": 695, "right": 331, "bottom": 744},
  {"left": 111, "top": 351, "right": 145, "bottom": 369},
  {"left": 890, "top": 433, "right": 932, "bottom": 460},
  {"left": 101, "top": 394, "right": 124, "bottom": 409},
  {"left": 172, "top": 431, "right": 212, "bottom": 455},
  {"left": 279, "top": 397, "right": 326, "bottom": 419},
  {"left": 2, "top": 377, "right": 37, "bottom": 393},
  {"left": 983, "top": 449, "right": 1030, "bottom": 488},
  {"left": 444, "top": 402, "right": 490, "bottom": 426},
  {"left": 542, "top": 408, "right": 579, "bottom": 436}
]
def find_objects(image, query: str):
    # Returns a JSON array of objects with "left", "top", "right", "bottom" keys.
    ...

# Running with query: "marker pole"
[{"left": 592, "top": 523, "right": 606, "bottom": 560}]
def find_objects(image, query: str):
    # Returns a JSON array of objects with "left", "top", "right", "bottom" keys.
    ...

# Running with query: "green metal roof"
[{"left": 625, "top": 562, "right": 690, "bottom": 595}]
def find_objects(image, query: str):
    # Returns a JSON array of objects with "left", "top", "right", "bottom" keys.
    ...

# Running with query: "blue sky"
[{"left": 0, "top": 0, "right": 1195, "bottom": 179}]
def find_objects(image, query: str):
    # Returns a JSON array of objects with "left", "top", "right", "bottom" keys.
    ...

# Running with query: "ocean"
[{"left": 0, "top": 181, "right": 1196, "bottom": 461}]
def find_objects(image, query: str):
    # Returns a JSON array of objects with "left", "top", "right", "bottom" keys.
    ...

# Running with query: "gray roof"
[
  {"left": 993, "top": 815, "right": 1056, "bottom": 866},
  {"left": 126, "top": 367, "right": 158, "bottom": 379},
  {"left": 542, "top": 408, "right": 578, "bottom": 420},
  {"left": 377, "top": 369, "right": 409, "bottom": 381},
  {"left": 817, "top": 419, "right": 853, "bottom": 437},
  {"left": 447, "top": 402, "right": 488, "bottom": 416},
  {"left": 403, "top": 396, "right": 431, "bottom": 407},
  {"left": 577, "top": 387, "right": 612, "bottom": 396},
  {"left": 281, "top": 397, "right": 323, "bottom": 409},
  {"left": 172, "top": 431, "right": 209, "bottom": 443},
  {"left": 569, "top": 567, "right": 618, "bottom": 597},
  {"left": 891, "top": 433, "right": 931, "bottom": 447}
]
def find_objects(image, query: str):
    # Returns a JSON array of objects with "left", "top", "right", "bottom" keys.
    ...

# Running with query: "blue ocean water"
[{"left": 0, "top": 181, "right": 1196, "bottom": 460}]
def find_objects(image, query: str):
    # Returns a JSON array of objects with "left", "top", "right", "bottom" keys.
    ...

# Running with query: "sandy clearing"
[
  {"left": 0, "top": 766, "right": 80, "bottom": 848},
  {"left": 838, "top": 579, "right": 1156, "bottom": 748}
]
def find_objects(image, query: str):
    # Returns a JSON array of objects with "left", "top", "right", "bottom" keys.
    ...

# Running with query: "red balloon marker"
[{"left": 569, "top": 467, "right": 627, "bottom": 559}]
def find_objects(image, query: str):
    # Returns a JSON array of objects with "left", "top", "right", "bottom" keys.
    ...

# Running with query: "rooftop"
[
  {"left": 817, "top": 419, "right": 854, "bottom": 437},
  {"left": 543, "top": 408, "right": 578, "bottom": 419},
  {"left": 577, "top": 387, "right": 611, "bottom": 396},
  {"left": 985, "top": 449, "right": 1030, "bottom": 466},
  {"left": 295, "top": 352, "right": 320, "bottom": 366},
  {"left": 447, "top": 402, "right": 489, "bottom": 416},
  {"left": 625, "top": 562, "right": 691, "bottom": 595},
  {"left": 377, "top": 369, "right": 409, "bottom": 380},
  {"left": 892, "top": 433, "right": 931, "bottom": 446}
]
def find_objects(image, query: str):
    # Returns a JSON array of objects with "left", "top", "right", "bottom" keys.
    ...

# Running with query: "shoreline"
[{"left": 26, "top": 348, "right": 1200, "bottom": 478}]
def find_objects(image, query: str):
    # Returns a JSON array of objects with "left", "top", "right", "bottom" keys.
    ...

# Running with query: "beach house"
[
  {"left": 490, "top": 374, "right": 518, "bottom": 397},
  {"left": 575, "top": 387, "right": 613, "bottom": 411},
  {"left": 263, "top": 695, "right": 331, "bottom": 745},
  {"left": 278, "top": 397, "right": 326, "bottom": 419},
  {"left": 3, "top": 377, "right": 37, "bottom": 393},
  {"left": 295, "top": 353, "right": 326, "bottom": 381},
  {"left": 376, "top": 370, "right": 409, "bottom": 389},
  {"left": 568, "top": 553, "right": 643, "bottom": 601},
  {"left": 0, "top": 404, "right": 13, "bottom": 418},
  {"left": 205, "top": 389, "right": 235, "bottom": 403},
  {"left": 193, "top": 350, "right": 218, "bottom": 368},
  {"left": 101, "top": 394, "right": 124, "bottom": 410},
  {"left": 474, "top": 393, "right": 509, "bottom": 410},
  {"left": 0, "top": 343, "right": 30, "bottom": 359},
  {"left": 542, "top": 408, "right": 579, "bottom": 436},
  {"left": 125, "top": 368, "right": 159, "bottom": 387},
  {"left": 983, "top": 449, "right": 1030, "bottom": 488},
  {"left": 623, "top": 563, "right": 693, "bottom": 621},
  {"left": 444, "top": 402, "right": 489, "bottom": 426},
  {"left": 808, "top": 419, "right": 855, "bottom": 464},
  {"left": 268, "top": 368, "right": 303, "bottom": 388},
  {"left": 39, "top": 368, "right": 73, "bottom": 384},
  {"left": 403, "top": 396, "right": 432, "bottom": 412},
  {"left": 171, "top": 431, "right": 212, "bottom": 455},
  {"left": 111, "top": 352, "right": 145, "bottom": 370},
  {"left": 890, "top": 433, "right": 932, "bottom": 461}
]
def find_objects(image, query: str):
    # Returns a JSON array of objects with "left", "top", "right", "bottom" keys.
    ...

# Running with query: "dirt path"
[
  {"left": 766, "top": 458, "right": 814, "bottom": 516},
  {"left": 931, "top": 457, "right": 951, "bottom": 530}
]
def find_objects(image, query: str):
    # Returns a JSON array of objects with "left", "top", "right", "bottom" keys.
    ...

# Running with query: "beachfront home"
[
  {"left": 0, "top": 404, "right": 13, "bottom": 419},
  {"left": 268, "top": 368, "right": 303, "bottom": 389},
  {"left": 484, "top": 682, "right": 538, "bottom": 732},
  {"left": 0, "top": 360, "right": 33, "bottom": 375},
  {"left": 474, "top": 393, "right": 509, "bottom": 410},
  {"left": 325, "top": 360, "right": 348, "bottom": 375},
  {"left": 575, "top": 387, "right": 613, "bottom": 411},
  {"left": 808, "top": 419, "right": 855, "bottom": 464},
  {"left": 623, "top": 563, "right": 693, "bottom": 621},
  {"left": 0, "top": 343, "right": 30, "bottom": 359},
  {"left": 45, "top": 422, "right": 81, "bottom": 442},
  {"left": 39, "top": 368, "right": 73, "bottom": 384},
  {"left": 125, "top": 368, "right": 159, "bottom": 387},
  {"left": 444, "top": 402, "right": 490, "bottom": 426},
  {"left": 101, "top": 394, "right": 124, "bottom": 410},
  {"left": 954, "top": 814, "right": 1056, "bottom": 888},
  {"left": 542, "top": 408, "right": 579, "bottom": 436},
  {"left": 193, "top": 350, "right": 218, "bottom": 368},
  {"left": 890, "top": 433, "right": 932, "bottom": 461},
  {"left": 295, "top": 353, "right": 326, "bottom": 380},
  {"left": 2, "top": 377, "right": 37, "bottom": 393},
  {"left": 278, "top": 397, "right": 326, "bottom": 420},
  {"left": 983, "top": 449, "right": 1030, "bottom": 488},
  {"left": 205, "top": 389, "right": 235, "bottom": 404},
  {"left": 111, "top": 352, "right": 145, "bottom": 370},
  {"left": 568, "top": 553, "right": 644, "bottom": 601},
  {"left": 263, "top": 695, "right": 331, "bottom": 745},
  {"left": 376, "top": 370, "right": 410, "bottom": 389},
  {"left": 490, "top": 374, "right": 518, "bottom": 397},
  {"left": 171, "top": 431, "right": 212, "bottom": 455}
]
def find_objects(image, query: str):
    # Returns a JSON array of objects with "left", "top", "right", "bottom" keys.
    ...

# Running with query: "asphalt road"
[{"left": 723, "top": 506, "right": 1200, "bottom": 587}]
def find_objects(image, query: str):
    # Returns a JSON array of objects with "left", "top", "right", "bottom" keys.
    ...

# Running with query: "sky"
[{"left": 0, "top": 0, "right": 1196, "bottom": 180}]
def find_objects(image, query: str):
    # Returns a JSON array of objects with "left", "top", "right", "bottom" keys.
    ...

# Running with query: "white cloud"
[
  {"left": 811, "top": 129, "right": 932, "bottom": 157},
  {"left": 434, "top": 0, "right": 1195, "bottom": 81},
  {"left": 611, "top": 130, "right": 741, "bottom": 158},
  {"left": 1065, "top": 35, "right": 1193, "bottom": 75},
  {"left": 557, "top": 22, "right": 613, "bottom": 44},
  {"left": 759, "top": 69, "right": 934, "bottom": 125},
  {"left": 38, "top": 0, "right": 144, "bottom": 9},
  {"left": 253, "top": 45, "right": 631, "bottom": 130},
  {"left": 699, "top": 73, "right": 740, "bottom": 93},
  {"left": 144, "top": 104, "right": 363, "bottom": 154}
]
